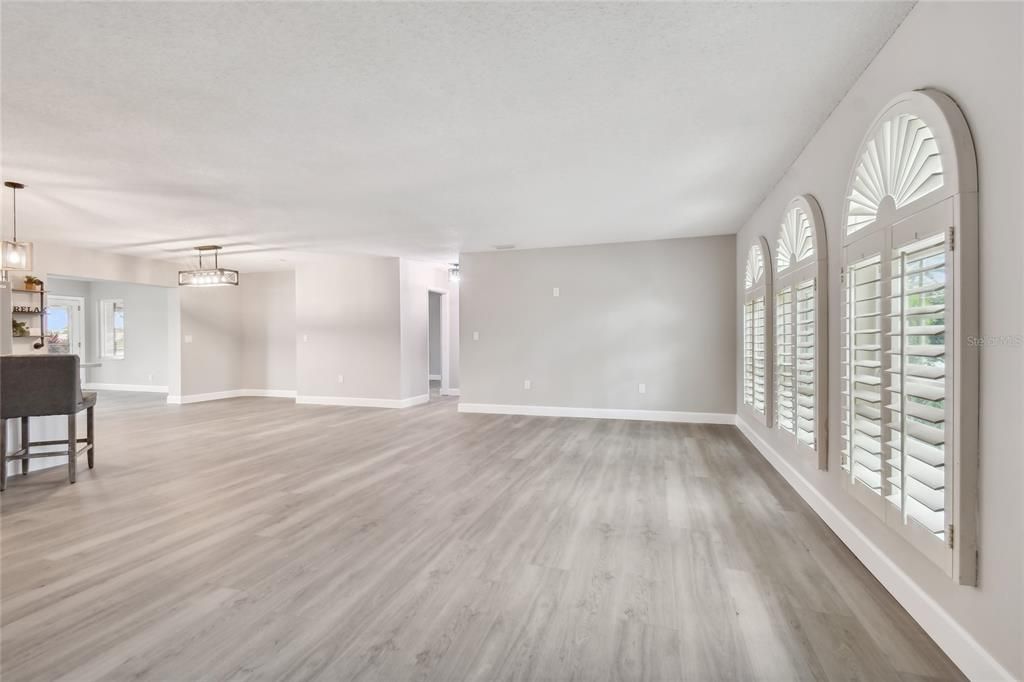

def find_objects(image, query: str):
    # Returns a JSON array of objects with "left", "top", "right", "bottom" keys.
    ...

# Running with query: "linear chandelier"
[
  {"left": 2, "top": 181, "right": 34, "bottom": 272},
  {"left": 178, "top": 245, "right": 239, "bottom": 287}
]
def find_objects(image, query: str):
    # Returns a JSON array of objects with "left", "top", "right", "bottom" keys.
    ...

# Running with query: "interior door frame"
[
  {"left": 46, "top": 295, "right": 85, "bottom": 358},
  {"left": 427, "top": 287, "right": 450, "bottom": 397}
]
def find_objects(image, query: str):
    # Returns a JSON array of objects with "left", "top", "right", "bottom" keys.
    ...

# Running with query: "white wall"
[
  {"left": 459, "top": 235, "right": 736, "bottom": 417},
  {"left": 295, "top": 253, "right": 403, "bottom": 401},
  {"left": 428, "top": 291, "right": 441, "bottom": 377},
  {"left": 733, "top": 3, "right": 1022, "bottom": 679},
  {"left": 240, "top": 271, "right": 296, "bottom": 393}
]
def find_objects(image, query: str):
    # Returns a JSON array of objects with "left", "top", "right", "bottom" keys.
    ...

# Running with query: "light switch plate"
[
  {"left": 303, "top": 334, "right": 309, "bottom": 342},
  {"left": 337, "top": 375, "right": 344, "bottom": 384},
  {"left": 638, "top": 383, "right": 646, "bottom": 394},
  {"left": 473, "top": 331, "right": 480, "bottom": 341},
  {"left": 552, "top": 287, "right": 560, "bottom": 297},
  {"left": 184, "top": 335, "right": 193, "bottom": 343},
  {"left": 523, "top": 379, "right": 531, "bottom": 390}
]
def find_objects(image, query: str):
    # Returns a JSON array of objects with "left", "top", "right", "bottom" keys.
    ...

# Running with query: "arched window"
[
  {"left": 743, "top": 237, "right": 772, "bottom": 424},
  {"left": 774, "top": 195, "right": 827, "bottom": 470},
  {"left": 839, "top": 89, "right": 978, "bottom": 584}
]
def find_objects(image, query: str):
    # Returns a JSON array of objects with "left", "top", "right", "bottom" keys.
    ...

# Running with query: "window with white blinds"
[
  {"left": 795, "top": 280, "right": 817, "bottom": 449},
  {"left": 743, "top": 301, "right": 754, "bottom": 407},
  {"left": 888, "top": 233, "right": 949, "bottom": 540},
  {"left": 838, "top": 89, "right": 977, "bottom": 585},
  {"left": 752, "top": 296, "right": 766, "bottom": 414},
  {"left": 742, "top": 239, "right": 771, "bottom": 423},
  {"left": 775, "top": 288, "right": 794, "bottom": 433},
  {"left": 773, "top": 196, "right": 827, "bottom": 466},
  {"left": 841, "top": 252, "right": 884, "bottom": 493}
]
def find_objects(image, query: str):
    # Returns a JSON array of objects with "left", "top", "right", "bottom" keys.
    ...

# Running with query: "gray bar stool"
[{"left": 0, "top": 355, "right": 97, "bottom": 491}]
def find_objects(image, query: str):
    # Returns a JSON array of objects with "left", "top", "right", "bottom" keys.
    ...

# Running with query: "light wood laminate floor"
[{"left": 1, "top": 392, "right": 964, "bottom": 681}]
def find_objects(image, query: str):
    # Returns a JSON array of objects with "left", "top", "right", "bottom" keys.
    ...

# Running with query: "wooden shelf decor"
[{"left": 9, "top": 282, "right": 45, "bottom": 350}]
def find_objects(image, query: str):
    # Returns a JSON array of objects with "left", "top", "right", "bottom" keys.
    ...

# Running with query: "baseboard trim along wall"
[
  {"left": 457, "top": 402, "right": 735, "bottom": 425},
  {"left": 734, "top": 417, "right": 1012, "bottom": 682},
  {"left": 295, "top": 394, "right": 430, "bottom": 409},
  {"left": 167, "top": 389, "right": 297, "bottom": 404},
  {"left": 84, "top": 382, "right": 168, "bottom": 393}
]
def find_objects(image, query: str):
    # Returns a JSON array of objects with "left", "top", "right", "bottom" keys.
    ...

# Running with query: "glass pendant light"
[
  {"left": 2, "top": 181, "right": 34, "bottom": 272},
  {"left": 178, "top": 245, "right": 239, "bottom": 287}
]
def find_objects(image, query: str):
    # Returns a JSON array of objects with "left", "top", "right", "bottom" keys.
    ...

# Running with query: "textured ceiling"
[{"left": 1, "top": 2, "right": 913, "bottom": 271}]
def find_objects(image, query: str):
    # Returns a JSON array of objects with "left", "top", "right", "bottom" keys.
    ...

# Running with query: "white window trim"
[
  {"left": 99, "top": 298, "right": 126, "bottom": 361},
  {"left": 839, "top": 88, "right": 978, "bottom": 586},
  {"left": 774, "top": 194, "right": 828, "bottom": 470},
  {"left": 742, "top": 236, "right": 773, "bottom": 426}
]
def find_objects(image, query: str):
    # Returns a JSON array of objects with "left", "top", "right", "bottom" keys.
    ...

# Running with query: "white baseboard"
[
  {"left": 457, "top": 402, "right": 735, "bottom": 425},
  {"left": 439, "top": 388, "right": 461, "bottom": 396},
  {"left": 734, "top": 417, "right": 1013, "bottom": 682},
  {"left": 84, "top": 382, "right": 168, "bottom": 393},
  {"left": 428, "top": 374, "right": 442, "bottom": 381},
  {"left": 167, "top": 389, "right": 296, "bottom": 404},
  {"left": 241, "top": 389, "right": 297, "bottom": 399},
  {"left": 295, "top": 393, "right": 429, "bottom": 409}
]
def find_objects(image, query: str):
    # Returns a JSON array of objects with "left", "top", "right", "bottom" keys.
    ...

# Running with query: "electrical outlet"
[
  {"left": 552, "top": 287, "right": 560, "bottom": 297},
  {"left": 523, "top": 379, "right": 531, "bottom": 390},
  {"left": 337, "top": 375, "right": 344, "bottom": 384},
  {"left": 473, "top": 331, "right": 480, "bottom": 341},
  {"left": 638, "top": 383, "right": 646, "bottom": 394}
]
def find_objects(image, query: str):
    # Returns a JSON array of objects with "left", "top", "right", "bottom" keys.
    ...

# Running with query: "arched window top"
[
  {"left": 776, "top": 194, "right": 826, "bottom": 273},
  {"left": 843, "top": 89, "right": 977, "bottom": 240},
  {"left": 744, "top": 241, "right": 765, "bottom": 290},
  {"left": 777, "top": 205, "right": 813, "bottom": 271}
]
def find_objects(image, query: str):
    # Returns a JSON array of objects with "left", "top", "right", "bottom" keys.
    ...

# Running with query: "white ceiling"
[{"left": 1, "top": 2, "right": 913, "bottom": 271}]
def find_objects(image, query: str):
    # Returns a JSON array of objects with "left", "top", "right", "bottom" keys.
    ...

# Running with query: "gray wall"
[
  {"left": 241, "top": 271, "right": 296, "bottom": 392},
  {"left": 459, "top": 235, "right": 736, "bottom": 414},
  {"left": 295, "top": 254, "right": 402, "bottom": 400},
  {"left": 428, "top": 291, "right": 441, "bottom": 376},
  {"left": 733, "top": 3, "right": 1022, "bottom": 678},
  {"left": 179, "top": 284, "right": 244, "bottom": 396},
  {"left": 47, "top": 277, "right": 171, "bottom": 389}
]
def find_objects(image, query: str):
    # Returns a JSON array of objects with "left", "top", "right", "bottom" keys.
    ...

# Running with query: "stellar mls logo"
[{"left": 967, "top": 335, "right": 1023, "bottom": 348}]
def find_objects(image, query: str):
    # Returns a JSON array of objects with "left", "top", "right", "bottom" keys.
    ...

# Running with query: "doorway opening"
[{"left": 427, "top": 288, "right": 451, "bottom": 400}]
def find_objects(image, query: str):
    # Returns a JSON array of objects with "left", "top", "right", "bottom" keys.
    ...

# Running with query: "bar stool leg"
[
  {"left": 67, "top": 414, "right": 77, "bottom": 485},
  {"left": 1, "top": 419, "right": 7, "bottom": 492},
  {"left": 21, "top": 417, "right": 30, "bottom": 475},
  {"left": 87, "top": 407, "right": 95, "bottom": 469}
]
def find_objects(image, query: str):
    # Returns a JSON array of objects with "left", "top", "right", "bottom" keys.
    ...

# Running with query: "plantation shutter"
[
  {"left": 841, "top": 252, "right": 884, "bottom": 494},
  {"left": 775, "top": 287, "right": 795, "bottom": 433},
  {"left": 887, "top": 232, "right": 950, "bottom": 541},
  {"left": 794, "top": 279, "right": 817, "bottom": 449},
  {"left": 752, "top": 296, "right": 767, "bottom": 414},
  {"left": 743, "top": 301, "right": 755, "bottom": 406}
]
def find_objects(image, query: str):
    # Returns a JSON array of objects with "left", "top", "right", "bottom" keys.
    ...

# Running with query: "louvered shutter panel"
[
  {"left": 775, "top": 287, "right": 795, "bottom": 433},
  {"left": 887, "top": 233, "right": 949, "bottom": 540},
  {"left": 842, "top": 254, "right": 884, "bottom": 494},
  {"left": 743, "top": 301, "right": 754, "bottom": 406},
  {"left": 794, "top": 279, "right": 816, "bottom": 449},
  {"left": 752, "top": 296, "right": 767, "bottom": 415}
]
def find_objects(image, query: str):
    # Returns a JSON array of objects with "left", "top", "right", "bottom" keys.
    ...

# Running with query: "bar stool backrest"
[{"left": 1, "top": 355, "right": 83, "bottom": 418}]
